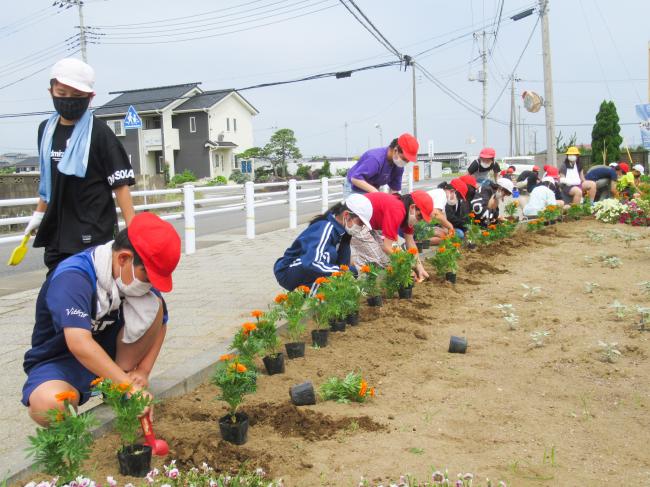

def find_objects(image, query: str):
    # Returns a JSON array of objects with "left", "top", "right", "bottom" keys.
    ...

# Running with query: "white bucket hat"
[
  {"left": 633, "top": 164, "right": 645, "bottom": 175},
  {"left": 345, "top": 193, "right": 373, "bottom": 229},
  {"left": 496, "top": 177, "right": 514, "bottom": 195},
  {"left": 50, "top": 58, "right": 95, "bottom": 93}
]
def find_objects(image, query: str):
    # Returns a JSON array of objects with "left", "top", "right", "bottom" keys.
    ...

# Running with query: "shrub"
[
  {"left": 336, "top": 168, "right": 349, "bottom": 177},
  {"left": 229, "top": 169, "right": 250, "bottom": 184},
  {"left": 168, "top": 169, "right": 197, "bottom": 187},
  {"left": 296, "top": 163, "right": 312, "bottom": 179},
  {"left": 207, "top": 175, "right": 228, "bottom": 186},
  {"left": 321, "top": 159, "right": 332, "bottom": 177}
]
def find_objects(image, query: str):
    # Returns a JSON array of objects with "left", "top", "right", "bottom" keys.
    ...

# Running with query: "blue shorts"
[{"left": 21, "top": 321, "right": 122, "bottom": 407}]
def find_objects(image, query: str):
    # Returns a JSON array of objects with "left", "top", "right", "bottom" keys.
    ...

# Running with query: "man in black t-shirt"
[
  {"left": 516, "top": 165, "right": 540, "bottom": 193},
  {"left": 25, "top": 58, "right": 136, "bottom": 271},
  {"left": 466, "top": 147, "right": 500, "bottom": 185}
]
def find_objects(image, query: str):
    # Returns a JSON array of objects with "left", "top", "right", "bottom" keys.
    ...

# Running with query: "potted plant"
[
  {"left": 27, "top": 390, "right": 97, "bottom": 481},
  {"left": 428, "top": 237, "right": 462, "bottom": 283},
  {"left": 413, "top": 220, "right": 433, "bottom": 251},
  {"left": 319, "top": 371, "right": 375, "bottom": 403},
  {"left": 211, "top": 355, "right": 257, "bottom": 445},
  {"left": 383, "top": 248, "right": 418, "bottom": 299},
  {"left": 251, "top": 308, "right": 285, "bottom": 375},
  {"left": 504, "top": 200, "right": 519, "bottom": 220},
  {"left": 318, "top": 273, "right": 350, "bottom": 331},
  {"left": 359, "top": 263, "right": 384, "bottom": 307},
  {"left": 230, "top": 320, "right": 263, "bottom": 368},
  {"left": 307, "top": 291, "right": 330, "bottom": 347},
  {"left": 275, "top": 287, "right": 310, "bottom": 358},
  {"left": 338, "top": 265, "right": 362, "bottom": 325},
  {"left": 92, "top": 378, "right": 153, "bottom": 476}
]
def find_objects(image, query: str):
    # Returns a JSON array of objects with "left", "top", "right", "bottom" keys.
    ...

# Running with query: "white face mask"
[
  {"left": 393, "top": 155, "right": 407, "bottom": 168},
  {"left": 568, "top": 155, "right": 577, "bottom": 163},
  {"left": 407, "top": 208, "right": 418, "bottom": 227},
  {"left": 446, "top": 191, "right": 457, "bottom": 204},
  {"left": 116, "top": 260, "right": 152, "bottom": 297},
  {"left": 344, "top": 215, "right": 364, "bottom": 237}
]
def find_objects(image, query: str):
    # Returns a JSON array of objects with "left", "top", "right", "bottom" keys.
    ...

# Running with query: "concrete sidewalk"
[{"left": 0, "top": 225, "right": 303, "bottom": 476}]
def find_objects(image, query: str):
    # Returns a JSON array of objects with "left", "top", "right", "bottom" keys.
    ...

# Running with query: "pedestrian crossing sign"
[{"left": 124, "top": 105, "right": 142, "bottom": 129}]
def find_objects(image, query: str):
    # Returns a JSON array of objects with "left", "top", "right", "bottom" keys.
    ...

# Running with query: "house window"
[
  {"left": 108, "top": 119, "right": 124, "bottom": 136},
  {"left": 226, "top": 118, "right": 230, "bottom": 131},
  {"left": 145, "top": 118, "right": 161, "bottom": 130},
  {"left": 156, "top": 155, "right": 164, "bottom": 174},
  {"left": 189, "top": 116, "right": 196, "bottom": 133},
  {"left": 233, "top": 118, "right": 237, "bottom": 132}
]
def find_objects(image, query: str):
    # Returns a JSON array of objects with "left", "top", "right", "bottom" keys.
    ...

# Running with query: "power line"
[
  {"left": 337, "top": 0, "right": 401, "bottom": 60},
  {"left": 0, "top": 50, "right": 81, "bottom": 91},
  {"left": 0, "top": 36, "right": 78, "bottom": 72},
  {"left": 0, "top": 4, "right": 71, "bottom": 40},
  {"left": 344, "top": 0, "right": 401, "bottom": 58},
  {"left": 579, "top": 0, "right": 612, "bottom": 99}
]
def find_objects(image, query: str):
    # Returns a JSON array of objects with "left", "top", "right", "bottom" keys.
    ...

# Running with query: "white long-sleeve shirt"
[{"left": 523, "top": 185, "right": 560, "bottom": 216}]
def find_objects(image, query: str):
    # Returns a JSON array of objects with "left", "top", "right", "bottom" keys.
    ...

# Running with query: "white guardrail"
[{"left": 0, "top": 177, "right": 346, "bottom": 255}]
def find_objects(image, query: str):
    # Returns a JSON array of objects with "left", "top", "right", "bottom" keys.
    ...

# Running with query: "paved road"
[{"left": 0, "top": 179, "right": 439, "bottom": 295}]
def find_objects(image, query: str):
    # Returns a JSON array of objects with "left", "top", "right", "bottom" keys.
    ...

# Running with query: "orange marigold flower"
[
  {"left": 55, "top": 391, "right": 77, "bottom": 403},
  {"left": 386, "top": 265, "right": 393, "bottom": 273},
  {"left": 360, "top": 265, "right": 371, "bottom": 273},
  {"left": 513, "top": 201, "right": 519, "bottom": 207},
  {"left": 452, "top": 242, "right": 461, "bottom": 248},
  {"left": 438, "top": 246, "right": 446, "bottom": 253},
  {"left": 339, "top": 264, "right": 349, "bottom": 272},
  {"left": 482, "top": 231, "right": 490, "bottom": 237},
  {"left": 331, "top": 271, "right": 343, "bottom": 277},
  {"left": 488, "top": 224, "right": 496, "bottom": 230},
  {"left": 251, "top": 310, "right": 264, "bottom": 319},
  {"left": 90, "top": 377, "right": 104, "bottom": 387},
  {"left": 55, "top": 411, "right": 64, "bottom": 422},
  {"left": 116, "top": 382, "right": 132, "bottom": 394},
  {"left": 274, "top": 293, "right": 288, "bottom": 304},
  {"left": 407, "top": 248, "right": 418, "bottom": 255},
  {"left": 315, "top": 293, "right": 325, "bottom": 301},
  {"left": 359, "top": 380, "right": 368, "bottom": 397},
  {"left": 296, "top": 285, "right": 311, "bottom": 294},
  {"left": 315, "top": 277, "right": 330, "bottom": 285},
  {"left": 468, "top": 212, "right": 476, "bottom": 218},
  {"left": 230, "top": 362, "right": 247, "bottom": 373},
  {"left": 473, "top": 219, "right": 481, "bottom": 224},
  {"left": 392, "top": 247, "right": 402, "bottom": 254},
  {"left": 369, "top": 387, "right": 375, "bottom": 397},
  {"left": 242, "top": 322, "right": 257, "bottom": 335},
  {"left": 528, "top": 221, "right": 535, "bottom": 226},
  {"left": 220, "top": 353, "right": 235, "bottom": 361}
]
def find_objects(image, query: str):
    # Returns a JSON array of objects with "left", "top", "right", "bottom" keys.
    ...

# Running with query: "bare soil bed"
[{"left": 56, "top": 220, "right": 650, "bottom": 485}]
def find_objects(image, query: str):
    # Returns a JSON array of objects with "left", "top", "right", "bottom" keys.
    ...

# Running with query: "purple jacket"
[{"left": 347, "top": 146, "right": 403, "bottom": 192}]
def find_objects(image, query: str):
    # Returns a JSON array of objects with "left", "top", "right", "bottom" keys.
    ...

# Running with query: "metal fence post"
[
  {"left": 321, "top": 177, "right": 329, "bottom": 213},
  {"left": 245, "top": 181, "right": 255, "bottom": 239},
  {"left": 182, "top": 184, "right": 196, "bottom": 255},
  {"left": 407, "top": 164, "right": 414, "bottom": 193},
  {"left": 288, "top": 179, "right": 297, "bottom": 229}
]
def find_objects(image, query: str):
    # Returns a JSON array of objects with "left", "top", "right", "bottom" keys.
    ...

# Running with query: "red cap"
[
  {"left": 460, "top": 174, "right": 478, "bottom": 189},
  {"left": 450, "top": 178, "right": 468, "bottom": 200},
  {"left": 532, "top": 165, "right": 540, "bottom": 171},
  {"left": 411, "top": 190, "right": 433, "bottom": 222},
  {"left": 617, "top": 162, "right": 629, "bottom": 174},
  {"left": 127, "top": 212, "right": 181, "bottom": 292},
  {"left": 500, "top": 170, "right": 507, "bottom": 176},
  {"left": 507, "top": 167, "right": 514, "bottom": 174},
  {"left": 479, "top": 147, "right": 496, "bottom": 159},
  {"left": 397, "top": 133, "right": 419, "bottom": 162},
  {"left": 545, "top": 166, "right": 560, "bottom": 178}
]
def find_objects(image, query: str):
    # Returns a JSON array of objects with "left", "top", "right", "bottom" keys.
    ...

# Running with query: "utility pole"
[
  {"left": 539, "top": 0, "right": 556, "bottom": 167},
  {"left": 509, "top": 75, "right": 521, "bottom": 156},
  {"left": 57, "top": 0, "right": 88, "bottom": 61},
  {"left": 518, "top": 106, "right": 523, "bottom": 156},
  {"left": 412, "top": 60, "right": 418, "bottom": 139},
  {"left": 647, "top": 40, "right": 649, "bottom": 101},
  {"left": 481, "top": 31, "right": 488, "bottom": 147},
  {"left": 344, "top": 122, "right": 349, "bottom": 162}
]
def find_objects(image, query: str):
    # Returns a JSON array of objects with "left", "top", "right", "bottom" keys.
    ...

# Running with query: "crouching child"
[{"left": 22, "top": 212, "right": 181, "bottom": 425}]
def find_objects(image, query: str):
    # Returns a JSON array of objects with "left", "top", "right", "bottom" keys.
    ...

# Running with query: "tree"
[
  {"left": 237, "top": 147, "right": 264, "bottom": 160},
  {"left": 321, "top": 159, "right": 332, "bottom": 177},
  {"left": 591, "top": 100, "right": 622, "bottom": 164},
  {"left": 262, "top": 129, "right": 302, "bottom": 177}
]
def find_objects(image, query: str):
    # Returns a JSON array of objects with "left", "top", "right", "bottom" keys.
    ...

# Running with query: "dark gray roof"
[
  {"left": 94, "top": 83, "right": 201, "bottom": 116},
  {"left": 15, "top": 156, "right": 39, "bottom": 167},
  {"left": 206, "top": 140, "right": 238, "bottom": 148},
  {"left": 175, "top": 90, "right": 231, "bottom": 111}
]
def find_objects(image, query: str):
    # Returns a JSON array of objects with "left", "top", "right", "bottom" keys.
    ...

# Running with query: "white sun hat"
[
  {"left": 345, "top": 193, "right": 373, "bottom": 229},
  {"left": 50, "top": 58, "right": 95, "bottom": 93}
]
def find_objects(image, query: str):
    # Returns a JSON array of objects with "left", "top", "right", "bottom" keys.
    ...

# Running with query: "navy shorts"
[{"left": 21, "top": 321, "right": 123, "bottom": 407}]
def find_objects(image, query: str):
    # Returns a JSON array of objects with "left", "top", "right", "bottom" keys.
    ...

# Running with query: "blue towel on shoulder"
[{"left": 38, "top": 110, "right": 94, "bottom": 203}]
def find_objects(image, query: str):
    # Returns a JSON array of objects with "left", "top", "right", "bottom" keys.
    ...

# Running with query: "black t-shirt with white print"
[{"left": 35, "top": 115, "right": 135, "bottom": 255}]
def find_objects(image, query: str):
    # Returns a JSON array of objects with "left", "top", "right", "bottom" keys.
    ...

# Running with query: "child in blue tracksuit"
[{"left": 273, "top": 195, "right": 373, "bottom": 291}]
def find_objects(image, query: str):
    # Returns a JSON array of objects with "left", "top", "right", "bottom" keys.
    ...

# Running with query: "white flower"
[
  {"left": 256, "top": 467, "right": 266, "bottom": 477},
  {"left": 106, "top": 477, "right": 117, "bottom": 487},
  {"left": 161, "top": 484, "right": 171, "bottom": 487},
  {"left": 432, "top": 471, "right": 445, "bottom": 482},
  {"left": 24, "top": 483, "right": 37, "bottom": 487},
  {"left": 166, "top": 469, "right": 179, "bottom": 480},
  {"left": 124, "top": 484, "right": 135, "bottom": 487}
]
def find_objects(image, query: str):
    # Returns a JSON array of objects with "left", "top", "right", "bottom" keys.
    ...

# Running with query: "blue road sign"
[{"left": 124, "top": 105, "right": 142, "bottom": 129}]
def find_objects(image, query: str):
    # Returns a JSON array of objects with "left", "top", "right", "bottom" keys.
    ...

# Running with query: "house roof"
[
  {"left": 175, "top": 89, "right": 259, "bottom": 115},
  {"left": 205, "top": 140, "right": 238, "bottom": 148},
  {"left": 93, "top": 83, "right": 202, "bottom": 116},
  {"left": 15, "top": 156, "right": 39, "bottom": 167}
]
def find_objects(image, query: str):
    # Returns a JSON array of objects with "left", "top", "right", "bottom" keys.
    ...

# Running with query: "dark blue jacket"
[{"left": 274, "top": 213, "right": 352, "bottom": 278}]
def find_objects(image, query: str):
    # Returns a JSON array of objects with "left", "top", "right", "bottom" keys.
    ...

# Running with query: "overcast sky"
[{"left": 0, "top": 0, "right": 648, "bottom": 159}]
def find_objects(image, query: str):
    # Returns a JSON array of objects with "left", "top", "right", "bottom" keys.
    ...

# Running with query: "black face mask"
[{"left": 52, "top": 96, "right": 90, "bottom": 120}]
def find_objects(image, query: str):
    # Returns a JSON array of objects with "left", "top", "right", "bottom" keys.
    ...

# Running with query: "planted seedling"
[
  {"left": 601, "top": 255, "right": 621, "bottom": 268},
  {"left": 521, "top": 283, "right": 542, "bottom": 300},
  {"left": 495, "top": 303, "right": 514, "bottom": 315},
  {"left": 530, "top": 330, "right": 550, "bottom": 348},
  {"left": 598, "top": 340, "right": 621, "bottom": 363},
  {"left": 586, "top": 230, "right": 605, "bottom": 243},
  {"left": 584, "top": 282, "right": 600, "bottom": 294},
  {"left": 637, "top": 306, "right": 650, "bottom": 331},
  {"left": 583, "top": 255, "right": 594, "bottom": 266},
  {"left": 637, "top": 281, "right": 650, "bottom": 295},
  {"left": 495, "top": 303, "right": 518, "bottom": 330},
  {"left": 609, "top": 300, "right": 628, "bottom": 320}
]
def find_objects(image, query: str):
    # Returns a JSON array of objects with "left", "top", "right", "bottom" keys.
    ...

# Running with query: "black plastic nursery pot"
[
  {"left": 398, "top": 285, "right": 413, "bottom": 299},
  {"left": 311, "top": 329, "right": 329, "bottom": 347},
  {"left": 219, "top": 412, "right": 249, "bottom": 445},
  {"left": 467, "top": 242, "right": 477, "bottom": 250},
  {"left": 329, "top": 318, "right": 346, "bottom": 332},
  {"left": 422, "top": 240, "right": 431, "bottom": 249},
  {"left": 416, "top": 241, "right": 424, "bottom": 252},
  {"left": 262, "top": 352, "right": 285, "bottom": 375},
  {"left": 445, "top": 272, "right": 457, "bottom": 284},
  {"left": 543, "top": 221, "right": 550, "bottom": 226},
  {"left": 289, "top": 381, "right": 316, "bottom": 406},
  {"left": 284, "top": 341, "right": 305, "bottom": 359},
  {"left": 367, "top": 295, "right": 383, "bottom": 307},
  {"left": 448, "top": 336, "right": 468, "bottom": 354},
  {"left": 117, "top": 444, "right": 152, "bottom": 477},
  {"left": 346, "top": 311, "right": 360, "bottom": 326}
]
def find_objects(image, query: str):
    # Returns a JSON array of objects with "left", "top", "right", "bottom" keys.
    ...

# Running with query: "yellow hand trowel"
[{"left": 7, "top": 234, "right": 30, "bottom": 266}]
